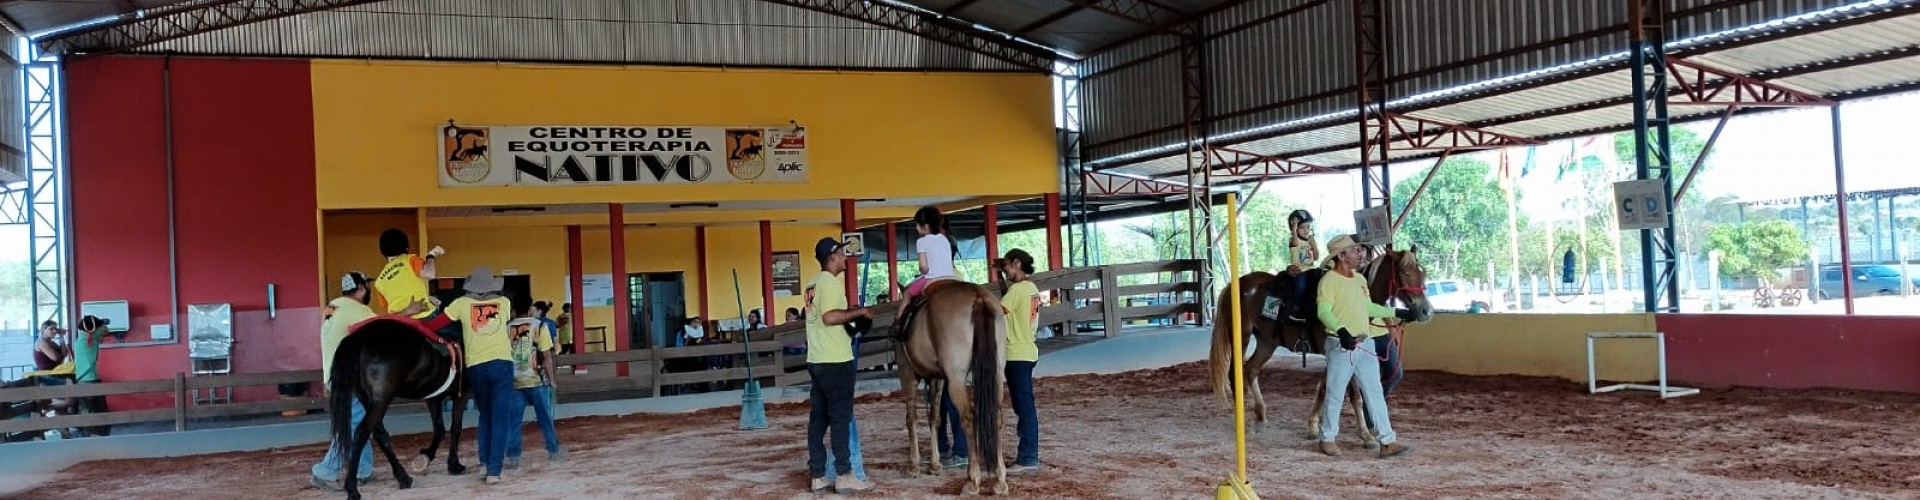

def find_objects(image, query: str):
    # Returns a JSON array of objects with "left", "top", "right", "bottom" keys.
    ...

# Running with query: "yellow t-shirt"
[
  {"left": 374, "top": 254, "right": 435, "bottom": 319},
  {"left": 805, "top": 271, "right": 855, "bottom": 364},
  {"left": 320, "top": 296, "right": 376, "bottom": 387},
  {"left": 1288, "top": 238, "right": 1319, "bottom": 270},
  {"left": 1002, "top": 280, "right": 1042, "bottom": 362},
  {"left": 448, "top": 295, "right": 514, "bottom": 367},
  {"left": 1315, "top": 269, "right": 1394, "bottom": 339}
]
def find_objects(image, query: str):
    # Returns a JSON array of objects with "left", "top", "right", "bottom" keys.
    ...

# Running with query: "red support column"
[
  {"left": 985, "top": 204, "right": 1000, "bottom": 282},
  {"left": 841, "top": 199, "right": 858, "bottom": 305},
  {"left": 695, "top": 225, "right": 710, "bottom": 323},
  {"left": 886, "top": 222, "right": 899, "bottom": 301},
  {"left": 1045, "top": 193, "right": 1063, "bottom": 270},
  {"left": 609, "top": 204, "right": 631, "bottom": 377},
  {"left": 760, "top": 220, "right": 775, "bottom": 325},
  {"left": 566, "top": 225, "right": 585, "bottom": 355}
]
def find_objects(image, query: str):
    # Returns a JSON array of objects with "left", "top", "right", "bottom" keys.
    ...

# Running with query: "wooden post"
[
  {"left": 648, "top": 345, "right": 662, "bottom": 398},
  {"left": 173, "top": 372, "right": 187, "bottom": 432},
  {"left": 1100, "top": 267, "right": 1121, "bottom": 338}
]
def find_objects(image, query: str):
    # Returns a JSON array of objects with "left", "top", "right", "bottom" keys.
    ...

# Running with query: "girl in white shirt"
[{"left": 897, "top": 206, "right": 959, "bottom": 320}]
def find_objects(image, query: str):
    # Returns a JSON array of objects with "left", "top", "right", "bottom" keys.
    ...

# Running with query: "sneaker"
[
  {"left": 484, "top": 475, "right": 503, "bottom": 485},
  {"left": 1007, "top": 463, "right": 1042, "bottom": 476},
  {"left": 549, "top": 449, "right": 567, "bottom": 463},
  {"left": 940, "top": 455, "right": 969, "bottom": 469},
  {"left": 309, "top": 475, "right": 342, "bottom": 492},
  {"left": 1378, "top": 442, "right": 1413, "bottom": 458},
  {"left": 505, "top": 456, "right": 520, "bottom": 470},
  {"left": 834, "top": 474, "right": 873, "bottom": 494},
  {"left": 1318, "top": 441, "right": 1341, "bottom": 457},
  {"left": 809, "top": 477, "right": 832, "bottom": 493}
]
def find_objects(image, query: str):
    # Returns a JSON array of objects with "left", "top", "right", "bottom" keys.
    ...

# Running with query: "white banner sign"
[
  {"left": 438, "top": 124, "right": 809, "bottom": 187},
  {"left": 1353, "top": 205, "right": 1392, "bottom": 246},
  {"left": 1613, "top": 179, "right": 1671, "bottom": 230}
]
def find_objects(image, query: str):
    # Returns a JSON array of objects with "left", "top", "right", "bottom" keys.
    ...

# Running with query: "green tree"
[
  {"left": 1391, "top": 157, "right": 1509, "bottom": 280},
  {"left": 1705, "top": 220, "right": 1809, "bottom": 283}
]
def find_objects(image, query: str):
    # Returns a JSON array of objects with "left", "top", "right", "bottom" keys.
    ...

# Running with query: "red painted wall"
[
  {"left": 68, "top": 56, "right": 320, "bottom": 410},
  {"left": 1660, "top": 314, "right": 1920, "bottom": 393}
]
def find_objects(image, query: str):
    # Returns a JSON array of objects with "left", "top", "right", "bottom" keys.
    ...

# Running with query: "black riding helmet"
[{"left": 1288, "top": 209, "right": 1314, "bottom": 227}]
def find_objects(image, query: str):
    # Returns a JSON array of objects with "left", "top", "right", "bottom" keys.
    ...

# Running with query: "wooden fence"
[{"left": 0, "top": 260, "right": 1204, "bottom": 439}]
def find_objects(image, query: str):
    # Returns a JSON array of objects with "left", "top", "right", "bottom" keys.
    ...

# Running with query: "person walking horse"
[
  {"left": 804, "top": 237, "right": 875, "bottom": 494},
  {"left": 1315, "top": 234, "right": 1419, "bottom": 458}
]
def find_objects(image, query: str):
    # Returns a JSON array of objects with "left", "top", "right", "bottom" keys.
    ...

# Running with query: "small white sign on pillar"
[
  {"left": 1613, "top": 179, "right": 1672, "bottom": 231},
  {"left": 1353, "top": 205, "right": 1392, "bottom": 246}
]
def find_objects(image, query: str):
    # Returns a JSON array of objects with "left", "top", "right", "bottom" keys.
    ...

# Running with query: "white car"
[{"left": 1423, "top": 279, "right": 1490, "bottom": 313}]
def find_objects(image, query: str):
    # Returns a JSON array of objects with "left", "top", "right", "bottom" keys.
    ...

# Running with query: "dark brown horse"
[
  {"left": 896, "top": 280, "right": 1008, "bottom": 496},
  {"left": 1208, "top": 245, "right": 1433, "bottom": 443},
  {"left": 327, "top": 316, "right": 470, "bottom": 500}
]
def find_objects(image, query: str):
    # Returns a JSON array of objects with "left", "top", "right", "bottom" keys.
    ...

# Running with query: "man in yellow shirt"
[
  {"left": 804, "top": 237, "right": 873, "bottom": 494},
  {"left": 1315, "top": 234, "right": 1418, "bottom": 459},
  {"left": 311, "top": 271, "right": 379, "bottom": 490},
  {"left": 998, "top": 249, "right": 1044, "bottom": 476},
  {"left": 444, "top": 267, "right": 517, "bottom": 484}
]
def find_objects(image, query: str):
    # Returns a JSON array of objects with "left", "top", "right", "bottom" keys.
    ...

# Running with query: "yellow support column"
[{"left": 1215, "top": 193, "right": 1259, "bottom": 500}]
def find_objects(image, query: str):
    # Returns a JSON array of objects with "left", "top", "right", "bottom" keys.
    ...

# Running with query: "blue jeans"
[
  {"left": 935, "top": 390, "right": 967, "bottom": 459},
  {"left": 1321, "top": 336, "right": 1396, "bottom": 444},
  {"left": 1005, "top": 361, "right": 1040, "bottom": 466},
  {"left": 506, "top": 385, "right": 562, "bottom": 458},
  {"left": 466, "top": 360, "right": 517, "bottom": 477},
  {"left": 311, "top": 397, "right": 374, "bottom": 481},
  {"left": 821, "top": 415, "right": 869, "bottom": 481},
  {"left": 1374, "top": 335, "right": 1403, "bottom": 394}
]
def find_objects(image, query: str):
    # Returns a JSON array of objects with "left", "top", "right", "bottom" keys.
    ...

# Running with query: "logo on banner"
[
  {"left": 444, "top": 126, "right": 492, "bottom": 184},
  {"left": 726, "top": 129, "right": 767, "bottom": 181}
]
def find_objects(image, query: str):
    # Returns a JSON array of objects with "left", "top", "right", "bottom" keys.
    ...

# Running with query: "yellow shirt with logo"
[
  {"left": 374, "top": 254, "right": 435, "bottom": 319},
  {"left": 1288, "top": 238, "right": 1319, "bottom": 270},
  {"left": 448, "top": 295, "right": 514, "bottom": 367},
  {"left": 1001, "top": 280, "right": 1042, "bottom": 362},
  {"left": 1316, "top": 269, "right": 1395, "bottom": 339},
  {"left": 805, "top": 271, "right": 855, "bottom": 364},
  {"left": 320, "top": 296, "right": 376, "bottom": 387}
]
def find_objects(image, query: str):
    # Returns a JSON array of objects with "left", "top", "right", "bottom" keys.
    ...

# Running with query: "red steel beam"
[
  {"left": 695, "top": 225, "right": 710, "bottom": 324},
  {"left": 840, "top": 199, "right": 857, "bottom": 305},
  {"left": 1385, "top": 112, "right": 1543, "bottom": 151},
  {"left": 1084, "top": 169, "right": 1200, "bottom": 197},
  {"left": 760, "top": 220, "right": 775, "bottom": 326},
  {"left": 1045, "top": 193, "right": 1064, "bottom": 270},
  {"left": 609, "top": 204, "right": 631, "bottom": 377},
  {"left": 1674, "top": 105, "right": 1735, "bottom": 201},
  {"left": 1666, "top": 58, "right": 1834, "bottom": 107},
  {"left": 1391, "top": 148, "right": 1457, "bottom": 232},
  {"left": 566, "top": 225, "right": 585, "bottom": 355},
  {"left": 885, "top": 222, "right": 899, "bottom": 300},
  {"left": 984, "top": 204, "right": 1000, "bottom": 282}
]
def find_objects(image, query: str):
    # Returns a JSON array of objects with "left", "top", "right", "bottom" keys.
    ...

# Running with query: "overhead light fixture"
[
  {"left": 670, "top": 202, "right": 720, "bottom": 209},
  {"left": 491, "top": 206, "right": 546, "bottom": 213},
  {"left": 856, "top": 198, "right": 886, "bottom": 203}
]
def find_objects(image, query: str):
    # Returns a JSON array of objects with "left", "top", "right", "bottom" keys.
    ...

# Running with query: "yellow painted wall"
[
  {"left": 429, "top": 225, "right": 570, "bottom": 312},
  {"left": 1401, "top": 313, "right": 1660, "bottom": 383},
  {"left": 321, "top": 211, "right": 420, "bottom": 299},
  {"left": 565, "top": 223, "right": 839, "bottom": 340},
  {"left": 309, "top": 61, "right": 1056, "bottom": 210}
]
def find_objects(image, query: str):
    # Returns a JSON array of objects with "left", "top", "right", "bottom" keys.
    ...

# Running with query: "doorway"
[
  {"left": 628, "top": 272, "right": 686, "bottom": 349},
  {"left": 431, "top": 275, "right": 534, "bottom": 314}
]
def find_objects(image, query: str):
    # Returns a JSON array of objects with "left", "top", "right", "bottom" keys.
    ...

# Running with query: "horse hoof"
[
  {"left": 962, "top": 482, "right": 981, "bottom": 496},
  {"left": 410, "top": 456, "right": 431, "bottom": 475},
  {"left": 449, "top": 463, "right": 468, "bottom": 476},
  {"left": 993, "top": 481, "right": 1009, "bottom": 496},
  {"left": 1364, "top": 440, "right": 1381, "bottom": 451},
  {"left": 397, "top": 476, "right": 415, "bottom": 489}
]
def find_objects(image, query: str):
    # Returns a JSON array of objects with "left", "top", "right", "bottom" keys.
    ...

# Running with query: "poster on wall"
[
  {"left": 772, "top": 251, "right": 802, "bottom": 297},
  {"left": 437, "top": 124, "right": 809, "bottom": 187},
  {"left": 576, "top": 273, "right": 616, "bottom": 307}
]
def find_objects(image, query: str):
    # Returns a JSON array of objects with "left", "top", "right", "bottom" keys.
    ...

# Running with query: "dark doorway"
[
  {"left": 627, "top": 272, "right": 686, "bottom": 349},
  {"left": 431, "top": 275, "right": 534, "bottom": 314}
]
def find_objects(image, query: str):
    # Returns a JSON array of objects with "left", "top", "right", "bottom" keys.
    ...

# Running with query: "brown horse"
[
  {"left": 896, "top": 280, "right": 1008, "bottom": 496},
  {"left": 1207, "top": 245, "right": 1433, "bottom": 444}
]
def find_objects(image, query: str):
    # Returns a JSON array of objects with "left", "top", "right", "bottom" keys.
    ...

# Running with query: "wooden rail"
[{"left": 0, "top": 260, "right": 1202, "bottom": 438}]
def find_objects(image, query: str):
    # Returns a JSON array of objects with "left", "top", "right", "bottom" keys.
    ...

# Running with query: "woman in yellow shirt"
[
  {"left": 1315, "top": 234, "right": 1418, "bottom": 459},
  {"left": 998, "top": 249, "right": 1044, "bottom": 476}
]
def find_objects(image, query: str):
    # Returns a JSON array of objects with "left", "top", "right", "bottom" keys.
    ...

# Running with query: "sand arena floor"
[{"left": 15, "top": 358, "right": 1920, "bottom": 499}]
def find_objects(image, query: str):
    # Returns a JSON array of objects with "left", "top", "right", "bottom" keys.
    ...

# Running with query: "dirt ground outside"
[{"left": 16, "top": 358, "right": 1920, "bottom": 499}]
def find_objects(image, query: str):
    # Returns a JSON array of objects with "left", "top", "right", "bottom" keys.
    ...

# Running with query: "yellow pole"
[{"left": 1215, "top": 192, "right": 1259, "bottom": 499}]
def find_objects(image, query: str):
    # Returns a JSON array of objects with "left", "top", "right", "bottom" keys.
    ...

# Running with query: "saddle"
[
  {"left": 891, "top": 278, "right": 963, "bottom": 341},
  {"left": 349, "top": 314, "right": 466, "bottom": 368},
  {"left": 1261, "top": 268, "right": 1326, "bottom": 325}
]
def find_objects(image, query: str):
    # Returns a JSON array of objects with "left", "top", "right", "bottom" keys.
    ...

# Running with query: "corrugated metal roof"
[{"left": 135, "top": 0, "right": 1029, "bottom": 71}]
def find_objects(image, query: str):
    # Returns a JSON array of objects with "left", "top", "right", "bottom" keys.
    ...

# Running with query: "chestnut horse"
[
  {"left": 1207, "top": 245, "right": 1433, "bottom": 445},
  {"left": 895, "top": 280, "right": 1009, "bottom": 496}
]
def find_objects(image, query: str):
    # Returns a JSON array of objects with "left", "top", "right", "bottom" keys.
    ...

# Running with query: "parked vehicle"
[
  {"left": 1815, "top": 264, "right": 1919, "bottom": 299},
  {"left": 1424, "top": 279, "right": 1491, "bottom": 313}
]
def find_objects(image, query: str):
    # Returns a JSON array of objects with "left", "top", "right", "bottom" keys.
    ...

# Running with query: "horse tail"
[
  {"left": 328, "top": 336, "right": 360, "bottom": 458},
  {"left": 969, "top": 291, "right": 1003, "bottom": 469},
  {"left": 1208, "top": 284, "right": 1237, "bottom": 404}
]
